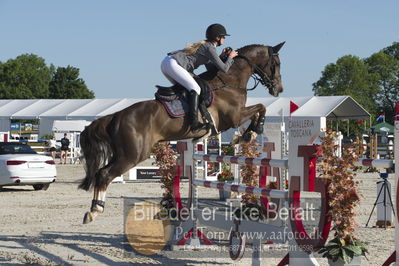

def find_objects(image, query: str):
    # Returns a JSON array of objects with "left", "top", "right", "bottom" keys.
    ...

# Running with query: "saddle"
[{"left": 155, "top": 76, "right": 214, "bottom": 118}]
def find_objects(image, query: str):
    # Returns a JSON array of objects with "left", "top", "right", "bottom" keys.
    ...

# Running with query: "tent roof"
[
  {"left": 0, "top": 99, "right": 147, "bottom": 120},
  {"left": 0, "top": 96, "right": 370, "bottom": 120},
  {"left": 52, "top": 120, "right": 92, "bottom": 132},
  {"left": 246, "top": 96, "right": 313, "bottom": 116},
  {"left": 371, "top": 122, "right": 395, "bottom": 133},
  {"left": 247, "top": 96, "right": 370, "bottom": 119}
]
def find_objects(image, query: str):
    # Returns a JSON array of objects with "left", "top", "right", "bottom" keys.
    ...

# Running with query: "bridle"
[
  {"left": 214, "top": 46, "right": 279, "bottom": 93},
  {"left": 238, "top": 46, "right": 279, "bottom": 91}
]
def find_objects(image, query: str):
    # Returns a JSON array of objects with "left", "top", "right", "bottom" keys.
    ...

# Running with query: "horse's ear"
[{"left": 272, "top": 41, "right": 285, "bottom": 53}]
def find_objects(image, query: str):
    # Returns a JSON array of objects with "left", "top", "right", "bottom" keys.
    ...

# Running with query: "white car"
[{"left": 0, "top": 142, "right": 56, "bottom": 190}]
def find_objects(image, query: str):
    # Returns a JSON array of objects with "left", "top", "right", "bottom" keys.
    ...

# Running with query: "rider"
[{"left": 160, "top": 23, "right": 238, "bottom": 133}]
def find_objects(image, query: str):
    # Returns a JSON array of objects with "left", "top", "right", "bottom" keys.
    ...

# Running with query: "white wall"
[
  {"left": 0, "top": 119, "right": 10, "bottom": 132},
  {"left": 39, "top": 118, "right": 55, "bottom": 137}
]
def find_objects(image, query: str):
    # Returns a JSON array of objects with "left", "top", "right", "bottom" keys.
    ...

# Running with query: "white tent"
[
  {"left": 0, "top": 99, "right": 148, "bottom": 136},
  {"left": 0, "top": 99, "right": 147, "bottom": 120},
  {"left": 0, "top": 96, "right": 370, "bottom": 138},
  {"left": 246, "top": 95, "right": 370, "bottom": 120},
  {"left": 52, "top": 120, "right": 92, "bottom": 132},
  {"left": 221, "top": 96, "right": 370, "bottom": 142}
]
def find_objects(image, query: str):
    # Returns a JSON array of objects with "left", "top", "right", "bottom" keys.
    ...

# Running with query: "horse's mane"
[{"left": 236, "top": 44, "right": 267, "bottom": 56}]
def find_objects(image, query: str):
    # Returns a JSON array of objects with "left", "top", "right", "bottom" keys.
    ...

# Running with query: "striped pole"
[
  {"left": 192, "top": 154, "right": 288, "bottom": 169},
  {"left": 192, "top": 179, "right": 287, "bottom": 199},
  {"left": 354, "top": 158, "right": 394, "bottom": 169}
]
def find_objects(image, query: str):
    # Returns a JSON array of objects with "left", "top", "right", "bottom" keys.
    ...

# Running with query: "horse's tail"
[{"left": 79, "top": 116, "right": 114, "bottom": 191}]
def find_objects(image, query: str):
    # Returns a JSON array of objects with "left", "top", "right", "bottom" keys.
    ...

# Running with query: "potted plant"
[
  {"left": 319, "top": 237, "right": 367, "bottom": 266},
  {"left": 233, "top": 137, "right": 265, "bottom": 221},
  {"left": 152, "top": 142, "right": 178, "bottom": 219},
  {"left": 217, "top": 163, "right": 234, "bottom": 200},
  {"left": 317, "top": 130, "right": 368, "bottom": 265},
  {"left": 217, "top": 143, "right": 236, "bottom": 201}
]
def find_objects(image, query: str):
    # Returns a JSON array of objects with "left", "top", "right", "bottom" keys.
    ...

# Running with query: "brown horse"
[{"left": 79, "top": 42, "right": 285, "bottom": 223}]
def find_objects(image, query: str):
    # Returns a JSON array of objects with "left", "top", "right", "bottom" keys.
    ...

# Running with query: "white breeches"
[{"left": 160, "top": 55, "right": 201, "bottom": 95}]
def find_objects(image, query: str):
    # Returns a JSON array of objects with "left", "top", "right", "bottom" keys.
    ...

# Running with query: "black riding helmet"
[{"left": 206, "top": 23, "right": 230, "bottom": 41}]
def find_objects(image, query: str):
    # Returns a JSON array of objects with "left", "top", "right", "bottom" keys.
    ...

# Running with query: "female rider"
[{"left": 160, "top": 23, "right": 238, "bottom": 133}]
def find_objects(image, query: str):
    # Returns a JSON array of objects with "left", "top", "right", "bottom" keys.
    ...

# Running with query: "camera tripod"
[{"left": 365, "top": 173, "right": 396, "bottom": 228}]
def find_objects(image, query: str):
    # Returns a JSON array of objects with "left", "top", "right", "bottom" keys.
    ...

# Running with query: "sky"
[{"left": 0, "top": 0, "right": 398, "bottom": 99}]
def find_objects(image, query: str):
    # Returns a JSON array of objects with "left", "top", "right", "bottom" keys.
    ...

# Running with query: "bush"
[{"left": 317, "top": 130, "right": 368, "bottom": 263}]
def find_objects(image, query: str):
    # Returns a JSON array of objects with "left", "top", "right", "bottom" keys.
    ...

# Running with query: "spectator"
[
  {"left": 60, "top": 133, "right": 70, "bottom": 164},
  {"left": 47, "top": 135, "right": 57, "bottom": 160}
]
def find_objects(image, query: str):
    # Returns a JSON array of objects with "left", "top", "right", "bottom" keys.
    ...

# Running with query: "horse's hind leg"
[
  {"left": 83, "top": 187, "right": 107, "bottom": 224},
  {"left": 83, "top": 158, "right": 136, "bottom": 224},
  {"left": 82, "top": 136, "right": 156, "bottom": 224}
]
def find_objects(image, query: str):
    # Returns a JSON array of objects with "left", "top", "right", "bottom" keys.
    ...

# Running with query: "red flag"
[
  {"left": 395, "top": 103, "right": 399, "bottom": 121},
  {"left": 290, "top": 101, "right": 299, "bottom": 116},
  {"left": 357, "top": 119, "right": 363, "bottom": 125}
]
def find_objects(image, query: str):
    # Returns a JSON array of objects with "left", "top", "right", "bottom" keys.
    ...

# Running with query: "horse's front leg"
[
  {"left": 233, "top": 104, "right": 266, "bottom": 142},
  {"left": 240, "top": 104, "right": 266, "bottom": 132}
]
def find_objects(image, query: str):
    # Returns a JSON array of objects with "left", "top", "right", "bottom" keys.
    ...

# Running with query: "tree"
[
  {"left": 49, "top": 66, "right": 94, "bottom": 99},
  {"left": 365, "top": 51, "right": 399, "bottom": 123},
  {"left": 0, "top": 54, "right": 53, "bottom": 99},
  {"left": 382, "top": 42, "right": 399, "bottom": 61},
  {"left": 312, "top": 55, "right": 379, "bottom": 116}
]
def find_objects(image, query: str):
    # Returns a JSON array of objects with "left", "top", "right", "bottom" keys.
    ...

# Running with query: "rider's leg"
[
  {"left": 160, "top": 56, "right": 207, "bottom": 132},
  {"left": 160, "top": 56, "right": 201, "bottom": 94},
  {"left": 161, "top": 56, "right": 177, "bottom": 85},
  {"left": 188, "top": 90, "right": 208, "bottom": 133}
]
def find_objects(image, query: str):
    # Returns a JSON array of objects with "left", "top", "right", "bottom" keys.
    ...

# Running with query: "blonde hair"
[{"left": 184, "top": 40, "right": 206, "bottom": 55}]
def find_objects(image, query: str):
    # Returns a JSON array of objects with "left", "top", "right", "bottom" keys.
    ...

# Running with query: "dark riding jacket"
[{"left": 168, "top": 42, "right": 234, "bottom": 74}]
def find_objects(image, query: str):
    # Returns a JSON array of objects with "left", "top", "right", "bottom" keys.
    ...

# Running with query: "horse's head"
[{"left": 237, "top": 42, "right": 285, "bottom": 97}]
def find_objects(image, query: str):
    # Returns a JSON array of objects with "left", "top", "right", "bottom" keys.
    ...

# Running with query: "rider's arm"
[{"left": 203, "top": 44, "right": 234, "bottom": 73}]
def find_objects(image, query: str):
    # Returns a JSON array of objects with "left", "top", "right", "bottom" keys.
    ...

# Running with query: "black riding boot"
[{"left": 188, "top": 91, "right": 207, "bottom": 133}]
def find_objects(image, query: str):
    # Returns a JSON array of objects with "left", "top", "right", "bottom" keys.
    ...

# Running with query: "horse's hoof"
[
  {"left": 231, "top": 135, "right": 240, "bottom": 145},
  {"left": 83, "top": 212, "right": 94, "bottom": 224},
  {"left": 248, "top": 132, "right": 258, "bottom": 143},
  {"left": 255, "top": 125, "right": 264, "bottom": 135},
  {"left": 243, "top": 133, "right": 252, "bottom": 143},
  {"left": 250, "top": 132, "right": 258, "bottom": 141},
  {"left": 241, "top": 132, "right": 257, "bottom": 143}
]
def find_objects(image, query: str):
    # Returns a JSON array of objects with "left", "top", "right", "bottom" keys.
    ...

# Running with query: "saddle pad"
[{"left": 156, "top": 90, "right": 214, "bottom": 118}]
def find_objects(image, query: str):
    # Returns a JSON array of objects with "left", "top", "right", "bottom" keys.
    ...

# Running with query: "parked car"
[{"left": 0, "top": 142, "right": 56, "bottom": 190}]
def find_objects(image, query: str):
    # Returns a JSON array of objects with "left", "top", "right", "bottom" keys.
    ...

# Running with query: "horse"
[{"left": 79, "top": 42, "right": 285, "bottom": 224}]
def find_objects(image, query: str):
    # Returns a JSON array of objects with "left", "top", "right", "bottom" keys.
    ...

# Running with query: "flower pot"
[
  {"left": 219, "top": 189, "right": 232, "bottom": 201},
  {"left": 328, "top": 256, "right": 361, "bottom": 266}
]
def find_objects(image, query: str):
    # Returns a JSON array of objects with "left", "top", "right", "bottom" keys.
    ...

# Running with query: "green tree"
[
  {"left": 382, "top": 42, "right": 399, "bottom": 61},
  {"left": 49, "top": 66, "right": 94, "bottom": 99},
  {"left": 365, "top": 51, "right": 399, "bottom": 123},
  {"left": 312, "top": 55, "right": 379, "bottom": 116},
  {"left": 0, "top": 54, "right": 53, "bottom": 99}
]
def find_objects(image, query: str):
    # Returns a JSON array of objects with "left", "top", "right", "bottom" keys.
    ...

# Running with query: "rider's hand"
[
  {"left": 228, "top": 50, "right": 238, "bottom": 58},
  {"left": 223, "top": 47, "right": 232, "bottom": 54}
]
